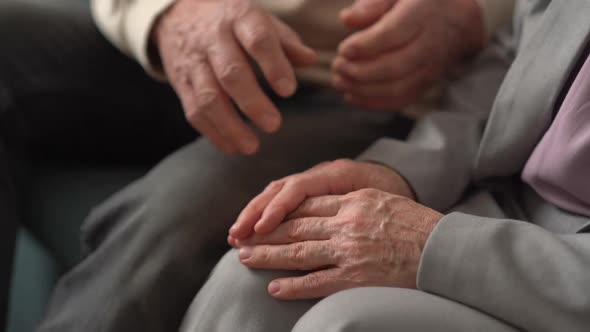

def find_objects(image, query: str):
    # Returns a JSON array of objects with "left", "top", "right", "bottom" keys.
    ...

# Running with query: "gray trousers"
[
  {"left": 37, "top": 107, "right": 399, "bottom": 331},
  {"left": 24, "top": 3, "right": 404, "bottom": 331},
  {"left": 1, "top": 0, "right": 196, "bottom": 328},
  {"left": 181, "top": 250, "right": 516, "bottom": 332},
  {"left": 180, "top": 184, "right": 587, "bottom": 332}
]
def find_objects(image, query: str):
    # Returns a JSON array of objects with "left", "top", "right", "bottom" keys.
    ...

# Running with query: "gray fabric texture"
[
  {"left": 37, "top": 105, "right": 398, "bottom": 332},
  {"left": 181, "top": 1, "right": 590, "bottom": 331},
  {"left": 362, "top": 1, "right": 590, "bottom": 331},
  {"left": 181, "top": 250, "right": 518, "bottom": 332}
]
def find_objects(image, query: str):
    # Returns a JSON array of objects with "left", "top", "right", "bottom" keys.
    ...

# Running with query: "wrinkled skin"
[
  {"left": 153, "top": 0, "right": 317, "bottom": 154},
  {"left": 229, "top": 159, "right": 417, "bottom": 241},
  {"left": 235, "top": 188, "right": 443, "bottom": 300},
  {"left": 333, "top": 0, "right": 485, "bottom": 110}
]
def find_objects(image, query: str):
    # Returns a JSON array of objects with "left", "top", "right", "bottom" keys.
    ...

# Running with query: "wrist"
[{"left": 361, "top": 161, "right": 417, "bottom": 201}]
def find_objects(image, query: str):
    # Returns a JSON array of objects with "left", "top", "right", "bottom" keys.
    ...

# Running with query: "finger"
[
  {"left": 254, "top": 161, "right": 357, "bottom": 234},
  {"left": 272, "top": 17, "right": 318, "bottom": 67},
  {"left": 237, "top": 217, "right": 333, "bottom": 246},
  {"left": 340, "top": 0, "right": 396, "bottom": 29},
  {"left": 332, "top": 41, "right": 425, "bottom": 83},
  {"left": 227, "top": 235, "right": 238, "bottom": 248},
  {"left": 254, "top": 174, "right": 338, "bottom": 234},
  {"left": 268, "top": 268, "right": 345, "bottom": 300},
  {"left": 191, "top": 61, "right": 260, "bottom": 154},
  {"left": 339, "top": 0, "right": 421, "bottom": 59},
  {"left": 239, "top": 241, "right": 336, "bottom": 271},
  {"left": 208, "top": 36, "right": 283, "bottom": 134},
  {"left": 287, "top": 196, "right": 341, "bottom": 219},
  {"left": 234, "top": 12, "right": 297, "bottom": 97},
  {"left": 230, "top": 180, "right": 285, "bottom": 239},
  {"left": 172, "top": 72, "right": 235, "bottom": 154}
]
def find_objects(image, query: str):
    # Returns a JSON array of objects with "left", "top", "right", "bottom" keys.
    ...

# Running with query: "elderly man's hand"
[
  {"left": 236, "top": 189, "right": 443, "bottom": 300},
  {"left": 153, "top": 0, "right": 317, "bottom": 154},
  {"left": 228, "top": 159, "right": 415, "bottom": 243},
  {"left": 332, "top": 0, "right": 485, "bottom": 110}
]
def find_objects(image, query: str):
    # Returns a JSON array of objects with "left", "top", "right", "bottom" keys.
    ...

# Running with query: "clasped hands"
[
  {"left": 154, "top": 0, "right": 484, "bottom": 154},
  {"left": 228, "top": 160, "right": 443, "bottom": 300}
]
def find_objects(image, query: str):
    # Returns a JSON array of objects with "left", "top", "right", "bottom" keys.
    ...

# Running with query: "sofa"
[{"left": 7, "top": 163, "right": 148, "bottom": 332}]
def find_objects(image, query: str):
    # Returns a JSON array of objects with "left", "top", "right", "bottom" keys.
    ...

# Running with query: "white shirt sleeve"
[{"left": 91, "top": 0, "right": 175, "bottom": 80}]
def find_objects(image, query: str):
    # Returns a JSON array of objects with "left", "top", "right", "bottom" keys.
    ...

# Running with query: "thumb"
[{"left": 340, "top": 0, "right": 396, "bottom": 29}]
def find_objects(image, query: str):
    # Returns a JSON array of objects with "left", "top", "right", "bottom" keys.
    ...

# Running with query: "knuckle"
[
  {"left": 257, "top": 248, "right": 271, "bottom": 264},
  {"left": 286, "top": 221, "right": 304, "bottom": 242},
  {"left": 331, "top": 158, "right": 354, "bottom": 169},
  {"left": 266, "top": 180, "right": 284, "bottom": 191},
  {"left": 184, "top": 106, "right": 203, "bottom": 124},
  {"left": 194, "top": 89, "right": 220, "bottom": 110},
  {"left": 302, "top": 273, "right": 321, "bottom": 290},
  {"left": 287, "top": 222, "right": 301, "bottom": 242},
  {"left": 356, "top": 187, "right": 381, "bottom": 197},
  {"left": 245, "top": 28, "right": 273, "bottom": 52},
  {"left": 291, "top": 242, "right": 307, "bottom": 264},
  {"left": 283, "top": 178, "right": 303, "bottom": 193},
  {"left": 218, "top": 63, "right": 248, "bottom": 86}
]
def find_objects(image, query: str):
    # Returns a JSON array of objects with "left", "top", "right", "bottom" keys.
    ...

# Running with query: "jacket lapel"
[{"left": 475, "top": 0, "right": 590, "bottom": 179}]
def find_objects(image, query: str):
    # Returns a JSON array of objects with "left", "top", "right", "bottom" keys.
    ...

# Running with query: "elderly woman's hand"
[
  {"left": 333, "top": 0, "right": 485, "bottom": 110},
  {"left": 235, "top": 189, "right": 443, "bottom": 300},
  {"left": 228, "top": 159, "right": 415, "bottom": 242}
]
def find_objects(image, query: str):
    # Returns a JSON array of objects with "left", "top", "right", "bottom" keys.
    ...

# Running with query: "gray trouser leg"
[
  {"left": 38, "top": 108, "right": 399, "bottom": 332},
  {"left": 181, "top": 251, "right": 517, "bottom": 332},
  {"left": 292, "top": 288, "right": 518, "bottom": 332},
  {"left": 181, "top": 250, "right": 316, "bottom": 332}
]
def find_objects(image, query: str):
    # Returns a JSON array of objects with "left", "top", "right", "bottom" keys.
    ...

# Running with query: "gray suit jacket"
[{"left": 360, "top": 1, "right": 590, "bottom": 331}]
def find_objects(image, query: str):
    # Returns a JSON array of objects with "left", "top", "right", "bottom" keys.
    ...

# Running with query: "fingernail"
[
  {"left": 260, "top": 114, "right": 281, "bottom": 133},
  {"left": 277, "top": 78, "right": 296, "bottom": 97},
  {"left": 268, "top": 281, "right": 280, "bottom": 295},
  {"left": 239, "top": 247, "right": 253, "bottom": 260}
]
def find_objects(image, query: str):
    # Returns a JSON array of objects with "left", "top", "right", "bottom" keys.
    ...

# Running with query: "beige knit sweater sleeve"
[{"left": 91, "top": 0, "right": 515, "bottom": 79}]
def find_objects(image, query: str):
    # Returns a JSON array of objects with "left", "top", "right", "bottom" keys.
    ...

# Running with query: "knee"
[
  {"left": 292, "top": 288, "right": 444, "bottom": 332},
  {"left": 294, "top": 288, "right": 514, "bottom": 332},
  {"left": 181, "top": 250, "right": 313, "bottom": 332},
  {"left": 205, "top": 249, "right": 294, "bottom": 298}
]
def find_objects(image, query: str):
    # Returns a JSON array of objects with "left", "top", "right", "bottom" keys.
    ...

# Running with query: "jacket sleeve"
[
  {"left": 358, "top": 43, "right": 513, "bottom": 211},
  {"left": 419, "top": 212, "right": 590, "bottom": 332}
]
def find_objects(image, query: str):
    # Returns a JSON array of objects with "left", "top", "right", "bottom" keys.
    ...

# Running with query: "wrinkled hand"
[
  {"left": 153, "top": 0, "right": 317, "bottom": 154},
  {"left": 332, "top": 0, "right": 485, "bottom": 110},
  {"left": 236, "top": 189, "right": 443, "bottom": 300},
  {"left": 229, "top": 159, "right": 415, "bottom": 243}
]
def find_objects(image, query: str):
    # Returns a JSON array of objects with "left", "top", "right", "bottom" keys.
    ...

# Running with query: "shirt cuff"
[{"left": 92, "top": 0, "right": 175, "bottom": 80}]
